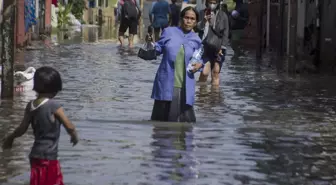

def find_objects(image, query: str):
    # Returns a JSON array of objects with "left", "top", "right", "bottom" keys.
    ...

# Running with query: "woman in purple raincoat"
[{"left": 148, "top": 7, "right": 205, "bottom": 123}]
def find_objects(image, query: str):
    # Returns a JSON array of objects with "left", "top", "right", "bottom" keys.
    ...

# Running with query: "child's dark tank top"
[{"left": 29, "top": 99, "right": 62, "bottom": 160}]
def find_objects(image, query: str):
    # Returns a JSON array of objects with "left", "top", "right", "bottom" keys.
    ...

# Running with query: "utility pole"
[
  {"left": 277, "top": 0, "right": 285, "bottom": 71},
  {"left": 278, "top": 0, "right": 285, "bottom": 57},
  {"left": 288, "top": 0, "right": 297, "bottom": 74},
  {"left": 314, "top": 0, "right": 321, "bottom": 69},
  {"left": 266, "top": 0, "right": 270, "bottom": 48},
  {"left": 256, "top": 0, "right": 264, "bottom": 60},
  {"left": 1, "top": 0, "right": 16, "bottom": 99}
]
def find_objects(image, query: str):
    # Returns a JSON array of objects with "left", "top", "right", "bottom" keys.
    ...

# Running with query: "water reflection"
[
  {"left": 196, "top": 85, "right": 225, "bottom": 107},
  {"left": 83, "top": 27, "right": 99, "bottom": 43},
  {"left": 49, "top": 26, "right": 116, "bottom": 44},
  {"left": 0, "top": 99, "right": 31, "bottom": 185},
  {"left": 81, "top": 25, "right": 119, "bottom": 43},
  {"left": 238, "top": 125, "right": 336, "bottom": 185},
  {"left": 98, "top": 26, "right": 102, "bottom": 39},
  {"left": 2, "top": 31, "right": 336, "bottom": 184},
  {"left": 195, "top": 85, "right": 226, "bottom": 122},
  {"left": 151, "top": 123, "right": 198, "bottom": 183}
]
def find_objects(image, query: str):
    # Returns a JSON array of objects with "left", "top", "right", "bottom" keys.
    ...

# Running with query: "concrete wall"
[
  {"left": 0, "top": 0, "right": 3, "bottom": 13},
  {"left": 51, "top": 4, "right": 57, "bottom": 28},
  {"left": 45, "top": 0, "right": 52, "bottom": 33},
  {"left": 16, "top": 0, "right": 26, "bottom": 47},
  {"left": 83, "top": 0, "right": 90, "bottom": 23},
  {"left": 84, "top": 7, "right": 115, "bottom": 25},
  {"left": 16, "top": 0, "right": 52, "bottom": 47},
  {"left": 243, "top": 0, "right": 265, "bottom": 49},
  {"left": 319, "top": 0, "right": 336, "bottom": 71}
]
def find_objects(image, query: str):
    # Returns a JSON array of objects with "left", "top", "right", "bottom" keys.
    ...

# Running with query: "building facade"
[
  {"left": 243, "top": 0, "right": 336, "bottom": 73},
  {"left": 16, "top": 0, "right": 52, "bottom": 47}
]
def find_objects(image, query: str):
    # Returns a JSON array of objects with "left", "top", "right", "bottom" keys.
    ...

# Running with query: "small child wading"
[{"left": 2, "top": 66, "right": 79, "bottom": 185}]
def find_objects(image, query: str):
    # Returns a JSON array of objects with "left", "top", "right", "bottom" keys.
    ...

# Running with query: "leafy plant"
[
  {"left": 68, "top": 0, "right": 86, "bottom": 21},
  {"left": 57, "top": 2, "right": 73, "bottom": 29}
]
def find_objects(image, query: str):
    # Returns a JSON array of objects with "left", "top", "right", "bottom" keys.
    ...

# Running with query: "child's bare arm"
[
  {"left": 2, "top": 104, "right": 31, "bottom": 149},
  {"left": 54, "top": 107, "right": 79, "bottom": 146}
]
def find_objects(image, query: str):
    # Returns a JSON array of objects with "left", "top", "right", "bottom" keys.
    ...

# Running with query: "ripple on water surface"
[{"left": 1, "top": 42, "right": 336, "bottom": 185}]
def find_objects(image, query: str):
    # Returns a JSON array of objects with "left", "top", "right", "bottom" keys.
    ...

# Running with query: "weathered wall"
[
  {"left": 84, "top": 7, "right": 115, "bottom": 25},
  {"left": 319, "top": 0, "right": 336, "bottom": 72},
  {"left": 1, "top": 3, "right": 16, "bottom": 98},
  {"left": 242, "top": 0, "right": 266, "bottom": 49},
  {"left": 16, "top": 0, "right": 26, "bottom": 47},
  {"left": 45, "top": 0, "right": 52, "bottom": 34}
]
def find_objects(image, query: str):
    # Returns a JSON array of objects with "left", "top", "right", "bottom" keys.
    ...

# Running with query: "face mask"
[{"left": 209, "top": 4, "right": 217, "bottom": 10}]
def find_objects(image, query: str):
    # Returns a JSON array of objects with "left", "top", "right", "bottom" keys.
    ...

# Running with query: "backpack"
[{"left": 122, "top": 0, "right": 138, "bottom": 20}]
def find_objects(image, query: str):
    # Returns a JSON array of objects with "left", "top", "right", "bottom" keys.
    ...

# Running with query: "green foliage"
[
  {"left": 110, "top": 0, "right": 118, "bottom": 7},
  {"left": 57, "top": 2, "right": 73, "bottom": 29},
  {"left": 68, "top": 0, "right": 86, "bottom": 20}
]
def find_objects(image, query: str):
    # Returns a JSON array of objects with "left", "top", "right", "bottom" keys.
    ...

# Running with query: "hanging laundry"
[
  {"left": 24, "top": 0, "right": 36, "bottom": 32},
  {"left": 52, "top": 0, "right": 58, "bottom": 7}
]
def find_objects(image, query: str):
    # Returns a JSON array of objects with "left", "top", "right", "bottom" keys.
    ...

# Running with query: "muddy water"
[{"left": 1, "top": 28, "right": 336, "bottom": 185}]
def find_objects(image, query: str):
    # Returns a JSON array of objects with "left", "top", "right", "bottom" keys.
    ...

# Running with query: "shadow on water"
[
  {"left": 2, "top": 25, "right": 336, "bottom": 184},
  {"left": 150, "top": 124, "right": 198, "bottom": 183}
]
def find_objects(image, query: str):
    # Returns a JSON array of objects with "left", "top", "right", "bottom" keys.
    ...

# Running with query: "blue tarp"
[{"left": 24, "top": 0, "right": 36, "bottom": 32}]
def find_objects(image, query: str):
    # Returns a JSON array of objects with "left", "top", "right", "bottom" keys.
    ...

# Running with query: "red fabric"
[
  {"left": 30, "top": 158, "right": 64, "bottom": 185},
  {"left": 119, "top": 0, "right": 136, "bottom": 6},
  {"left": 52, "top": 0, "right": 58, "bottom": 6}
]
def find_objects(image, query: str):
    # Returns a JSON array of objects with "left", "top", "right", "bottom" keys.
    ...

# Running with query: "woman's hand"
[
  {"left": 218, "top": 49, "right": 223, "bottom": 56},
  {"left": 191, "top": 62, "right": 203, "bottom": 73},
  {"left": 145, "top": 34, "right": 153, "bottom": 42},
  {"left": 205, "top": 14, "right": 212, "bottom": 22},
  {"left": 204, "top": 9, "right": 212, "bottom": 22}
]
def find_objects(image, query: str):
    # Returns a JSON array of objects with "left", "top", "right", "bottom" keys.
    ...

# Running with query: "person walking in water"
[
  {"left": 118, "top": 0, "right": 141, "bottom": 49},
  {"left": 148, "top": 7, "right": 204, "bottom": 122},
  {"left": 2, "top": 67, "right": 79, "bottom": 185},
  {"left": 148, "top": 0, "right": 158, "bottom": 21},
  {"left": 230, "top": 0, "right": 249, "bottom": 56},
  {"left": 197, "top": 0, "right": 229, "bottom": 86},
  {"left": 150, "top": 0, "right": 171, "bottom": 41},
  {"left": 169, "top": 0, "right": 181, "bottom": 26}
]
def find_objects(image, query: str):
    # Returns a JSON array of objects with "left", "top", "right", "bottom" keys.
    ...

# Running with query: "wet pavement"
[{"left": 1, "top": 26, "right": 336, "bottom": 185}]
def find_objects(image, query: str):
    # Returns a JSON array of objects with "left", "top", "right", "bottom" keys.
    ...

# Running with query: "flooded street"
[{"left": 1, "top": 26, "right": 336, "bottom": 185}]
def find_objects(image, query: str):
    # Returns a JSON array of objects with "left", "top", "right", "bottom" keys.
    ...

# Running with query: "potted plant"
[{"left": 57, "top": 2, "right": 73, "bottom": 30}]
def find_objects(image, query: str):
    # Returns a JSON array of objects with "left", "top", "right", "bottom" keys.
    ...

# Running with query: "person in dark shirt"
[
  {"left": 2, "top": 66, "right": 79, "bottom": 185},
  {"left": 170, "top": 0, "right": 181, "bottom": 26},
  {"left": 150, "top": 0, "right": 171, "bottom": 41},
  {"left": 230, "top": 0, "right": 249, "bottom": 56}
]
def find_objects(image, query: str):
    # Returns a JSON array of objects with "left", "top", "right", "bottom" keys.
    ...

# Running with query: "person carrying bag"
[
  {"left": 138, "top": 26, "right": 157, "bottom": 60},
  {"left": 199, "top": 3, "right": 228, "bottom": 57},
  {"left": 196, "top": 0, "right": 229, "bottom": 86}
]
